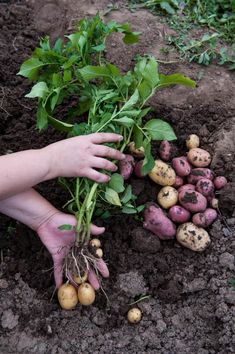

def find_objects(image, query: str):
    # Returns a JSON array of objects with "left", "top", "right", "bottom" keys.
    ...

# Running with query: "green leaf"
[
  {"left": 122, "top": 206, "right": 137, "bottom": 214},
  {"left": 133, "top": 124, "right": 143, "bottom": 149},
  {"left": 138, "top": 80, "right": 152, "bottom": 102},
  {"left": 36, "top": 105, "right": 48, "bottom": 130},
  {"left": 108, "top": 173, "right": 125, "bottom": 193},
  {"left": 113, "top": 116, "right": 135, "bottom": 128},
  {"left": 62, "top": 54, "right": 80, "bottom": 69},
  {"left": 92, "top": 43, "right": 106, "bottom": 52},
  {"left": 160, "top": 2, "right": 176, "bottom": 15},
  {"left": 121, "top": 89, "right": 139, "bottom": 110},
  {"left": 48, "top": 116, "right": 74, "bottom": 132},
  {"left": 142, "top": 57, "right": 159, "bottom": 88},
  {"left": 78, "top": 64, "right": 120, "bottom": 81},
  {"left": 141, "top": 140, "right": 155, "bottom": 175},
  {"left": 144, "top": 119, "right": 177, "bottom": 141},
  {"left": 18, "top": 58, "right": 45, "bottom": 80},
  {"left": 105, "top": 187, "right": 122, "bottom": 206},
  {"left": 58, "top": 224, "right": 74, "bottom": 231},
  {"left": 63, "top": 69, "right": 72, "bottom": 82},
  {"left": 121, "top": 185, "right": 132, "bottom": 204},
  {"left": 50, "top": 88, "right": 61, "bottom": 110},
  {"left": 25, "top": 82, "right": 49, "bottom": 98},
  {"left": 136, "top": 205, "right": 145, "bottom": 213},
  {"left": 123, "top": 32, "right": 140, "bottom": 45},
  {"left": 159, "top": 73, "right": 196, "bottom": 88}
]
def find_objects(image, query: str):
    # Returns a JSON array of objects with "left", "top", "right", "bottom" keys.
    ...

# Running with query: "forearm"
[
  {"left": 0, "top": 149, "right": 53, "bottom": 200},
  {"left": 0, "top": 188, "right": 58, "bottom": 231}
]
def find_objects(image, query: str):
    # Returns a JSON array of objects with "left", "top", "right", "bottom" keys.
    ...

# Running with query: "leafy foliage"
[{"left": 19, "top": 14, "right": 195, "bottom": 242}]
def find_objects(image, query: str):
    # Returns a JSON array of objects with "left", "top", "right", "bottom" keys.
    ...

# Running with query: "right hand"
[{"left": 44, "top": 133, "right": 125, "bottom": 183}]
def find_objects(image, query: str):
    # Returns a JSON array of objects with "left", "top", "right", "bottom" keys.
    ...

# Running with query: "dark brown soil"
[{"left": 0, "top": 1, "right": 235, "bottom": 354}]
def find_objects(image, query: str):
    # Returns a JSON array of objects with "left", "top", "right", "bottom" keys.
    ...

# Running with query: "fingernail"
[
  {"left": 121, "top": 154, "right": 126, "bottom": 159},
  {"left": 118, "top": 135, "right": 123, "bottom": 141}
]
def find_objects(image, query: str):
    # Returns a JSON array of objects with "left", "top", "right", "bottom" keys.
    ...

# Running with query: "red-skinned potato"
[
  {"left": 214, "top": 176, "right": 227, "bottom": 190},
  {"left": 143, "top": 203, "right": 176, "bottom": 239},
  {"left": 196, "top": 178, "right": 214, "bottom": 197},
  {"left": 118, "top": 154, "right": 135, "bottom": 180},
  {"left": 204, "top": 208, "right": 218, "bottom": 226},
  {"left": 192, "top": 213, "right": 207, "bottom": 228},
  {"left": 172, "top": 156, "right": 191, "bottom": 177},
  {"left": 187, "top": 168, "right": 214, "bottom": 184},
  {"left": 178, "top": 184, "right": 195, "bottom": 194},
  {"left": 159, "top": 140, "right": 172, "bottom": 161},
  {"left": 187, "top": 148, "right": 212, "bottom": 167},
  {"left": 179, "top": 190, "right": 207, "bottom": 213},
  {"left": 134, "top": 160, "right": 145, "bottom": 178},
  {"left": 173, "top": 176, "right": 184, "bottom": 189},
  {"left": 168, "top": 205, "right": 191, "bottom": 223}
]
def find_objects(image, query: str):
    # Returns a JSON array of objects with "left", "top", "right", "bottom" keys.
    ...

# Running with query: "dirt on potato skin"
[{"left": 0, "top": 1, "right": 235, "bottom": 354}]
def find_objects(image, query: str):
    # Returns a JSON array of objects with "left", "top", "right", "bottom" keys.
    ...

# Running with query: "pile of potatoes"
[{"left": 123, "top": 134, "right": 227, "bottom": 252}]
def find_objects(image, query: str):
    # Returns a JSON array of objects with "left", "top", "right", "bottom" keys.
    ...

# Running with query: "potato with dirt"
[
  {"left": 58, "top": 283, "right": 78, "bottom": 310},
  {"left": 176, "top": 222, "right": 211, "bottom": 251},
  {"left": 187, "top": 168, "right": 214, "bottom": 184},
  {"left": 173, "top": 175, "right": 184, "bottom": 189},
  {"left": 168, "top": 205, "right": 191, "bottom": 223},
  {"left": 186, "top": 134, "right": 200, "bottom": 150},
  {"left": 196, "top": 178, "right": 214, "bottom": 197},
  {"left": 159, "top": 140, "right": 172, "bottom": 161},
  {"left": 77, "top": 282, "right": 96, "bottom": 306},
  {"left": 157, "top": 186, "right": 178, "bottom": 209},
  {"left": 187, "top": 148, "right": 212, "bottom": 167},
  {"left": 214, "top": 176, "right": 228, "bottom": 190},
  {"left": 192, "top": 208, "right": 218, "bottom": 227},
  {"left": 148, "top": 160, "right": 176, "bottom": 186},
  {"left": 128, "top": 142, "right": 145, "bottom": 158},
  {"left": 118, "top": 154, "right": 135, "bottom": 180},
  {"left": 143, "top": 203, "right": 176, "bottom": 239},
  {"left": 179, "top": 189, "right": 207, "bottom": 213},
  {"left": 134, "top": 160, "right": 145, "bottom": 178},
  {"left": 172, "top": 156, "right": 191, "bottom": 177}
]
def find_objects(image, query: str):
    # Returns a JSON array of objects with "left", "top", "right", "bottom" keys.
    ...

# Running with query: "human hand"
[
  {"left": 44, "top": 132, "right": 125, "bottom": 183},
  {"left": 36, "top": 211, "right": 109, "bottom": 289}
]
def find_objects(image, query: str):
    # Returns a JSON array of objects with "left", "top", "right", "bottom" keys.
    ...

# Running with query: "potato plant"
[{"left": 19, "top": 15, "right": 195, "bottom": 291}]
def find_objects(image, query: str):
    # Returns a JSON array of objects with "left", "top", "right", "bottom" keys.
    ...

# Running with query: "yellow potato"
[
  {"left": 127, "top": 308, "right": 142, "bottom": 323},
  {"left": 58, "top": 283, "right": 78, "bottom": 310},
  {"left": 187, "top": 148, "right": 211, "bottom": 167},
  {"left": 157, "top": 186, "right": 178, "bottom": 209},
  {"left": 186, "top": 134, "right": 200, "bottom": 150},
  {"left": 73, "top": 271, "right": 88, "bottom": 285},
  {"left": 95, "top": 248, "right": 103, "bottom": 258},
  {"left": 128, "top": 142, "right": 145, "bottom": 158},
  {"left": 148, "top": 160, "right": 176, "bottom": 186},
  {"left": 90, "top": 238, "right": 101, "bottom": 248},
  {"left": 77, "top": 283, "right": 95, "bottom": 306},
  {"left": 176, "top": 222, "right": 211, "bottom": 252}
]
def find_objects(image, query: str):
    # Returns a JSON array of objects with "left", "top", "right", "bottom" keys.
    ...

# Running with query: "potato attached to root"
[
  {"left": 77, "top": 282, "right": 96, "bottom": 306},
  {"left": 58, "top": 283, "right": 78, "bottom": 310},
  {"left": 148, "top": 160, "right": 176, "bottom": 186},
  {"left": 73, "top": 271, "right": 88, "bottom": 285}
]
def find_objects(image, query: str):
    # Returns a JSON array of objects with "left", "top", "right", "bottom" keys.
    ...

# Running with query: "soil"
[{"left": 0, "top": 1, "right": 235, "bottom": 353}]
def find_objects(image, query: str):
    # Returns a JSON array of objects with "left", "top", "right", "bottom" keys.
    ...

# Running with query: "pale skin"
[{"left": 0, "top": 132, "right": 125, "bottom": 288}]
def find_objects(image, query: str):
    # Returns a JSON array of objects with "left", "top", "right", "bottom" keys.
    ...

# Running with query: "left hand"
[{"left": 36, "top": 211, "right": 109, "bottom": 288}]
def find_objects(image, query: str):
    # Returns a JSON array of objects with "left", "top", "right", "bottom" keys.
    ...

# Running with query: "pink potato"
[
  {"left": 172, "top": 156, "right": 191, "bottom": 177},
  {"left": 179, "top": 190, "right": 207, "bottom": 213},
  {"left": 214, "top": 176, "right": 227, "bottom": 190},
  {"left": 168, "top": 205, "right": 191, "bottom": 223},
  {"left": 118, "top": 154, "right": 135, "bottom": 180},
  {"left": 143, "top": 203, "right": 176, "bottom": 239},
  {"left": 187, "top": 168, "right": 214, "bottom": 184},
  {"left": 134, "top": 160, "right": 145, "bottom": 178},
  {"left": 159, "top": 140, "right": 172, "bottom": 161},
  {"left": 204, "top": 208, "right": 218, "bottom": 226},
  {"left": 196, "top": 178, "right": 214, "bottom": 197},
  {"left": 173, "top": 176, "right": 184, "bottom": 189},
  {"left": 192, "top": 213, "right": 207, "bottom": 228},
  {"left": 178, "top": 184, "right": 195, "bottom": 194}
]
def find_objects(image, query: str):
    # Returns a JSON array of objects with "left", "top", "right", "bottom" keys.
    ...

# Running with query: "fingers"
[
  {"left": 88, "top": 269, "right": 100, "bottom": 290},
  {"left": 90, "top": 157, "right": 117, "bottom": 172},
  {"left": 94, "top": 145, "right": 125, "bottom": 161},
  {"left": 90, "top": 133, "right": 123, "bottom": 144},
  {"left": 53, "top": 260, "right": 63, "bottom": 288},
  {"left": 90, "top": 224, "right": 105, "bottom": 235},
  {"left": 85, "top": 168, "right": 110, "bottom": 183}
]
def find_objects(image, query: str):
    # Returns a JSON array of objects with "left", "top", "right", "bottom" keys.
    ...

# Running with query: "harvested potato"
[
  {"left": 204, "top": 208, "right": 218, "bottom": 226},
  {"left": 214, "top": 176, "right": 227, "bottom": 190},
  {"left": 77, "top": 283, "right": 95, "bottom": 306},
  {"left": 73, "top": 271, "right": 88, "bottom": 285},
  {"left": 168, "top": 205, "right": 191, "bottom": 223},
  {"left": 187, "top": 168, "right": 214, "bottom": 184},
  {"left": 176, "top": 222, "right": 211, "bottom": 251},
  {"left": 90, "top": 238, "right": 101, "bottom": 248},
  {"left": 196, "top": 178, "right": 214, "bottom": 197},
  {"left": 148, "top": 160, "right": 176, "bottom": 186},
  {"left": 127, "top": 308, "right": 142, "bottom": 324},
  {"left": 58, "top": 283, "right": 78, "bottom": 310},
  {"left": 178, "top": 183, "right": 195, "bottom": 194},
  {"left": 173, "top": 176, "right": 184, "bottom": 189},
  {"left": 192, "top": 212, "right": 207, "bottom": 228},
  {"left": 210, "top": 197, "right": 219, "bottom": 209},
  {"left": 95, "top": 248, "right": 103, "bottom": 258},
  {"left": 159, "top": 140, "right": 172, "bottom": 161},
  {"left": 118, "top": 154, "right": 135, "bottom": 180},
  {"left": 179, "top": 190, "right": 207, "bottom": 213},
  {"left": 157, "top": 186, "right": 178, "bottom": 209},
  {"left": 186, "top": 134, "right": 200, "bottom": 150},
  {"left": 128, "top": 142, "right": 145, "bottom": 158},
  {"left": 172, "top": 156, "right": 191, "bottom": 177},
  {"left": 143, "top": 203, "right": 176, "bottom": 239},
  {"left": 187, "top": 148, "right": 212, "bottom": 167},
  {"left": 134, "top": 160, "right": 145, "bottom": 178}
]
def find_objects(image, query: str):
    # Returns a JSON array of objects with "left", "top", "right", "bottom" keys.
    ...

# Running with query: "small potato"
[
  {"left": 127, "top": 308, "right": 142, "bottom": 323},
  {"left": 172, "top": 156, "right": 191, "bottom": 177},
  {"left": 118, "top": 154, "right": 135, "bottom": 180},
  {"left": 143, "top": 203, "right": 176, "bottom": 239},
  {"left": 214, "top": 176, "right": 227, "bottom": 190},
  {"left": 196, "top": 178, "right": 214, "bottom": 197},
  {"left": 95, "top": 248, "right": 103, "bottom": 258},
  {"left": 186, "top": 134, "right": 200, "bottom": 150},
  {"left": 204, "top": 208, "right": 218, "bottom": 226},
  {"left": 210, "top": 197, "right": 219, "bottom": 209},
  {"left": 176, "top": 222, "right": 211, "bottom": 252},
  {"left": 187, "top": 148, "right": 211, "bottom": 167},
  {"left": 90, "top": 238, "right": 101, "bottom": 248},
  {"left": 58, "top": 284, "right": 78, "bottom": 310},
  {"left": 173, "top": 176, "right": 184, "bottom": 189},
  {"left": 179, "top": 190, "right": 207, "bottom": 213},
  {"left": 178, "top": 184, "right": 195, "bottom": 194},
  {"left": 157, "top": 186, "right": 178, "bottom": 209},
  {"left": 188, "top": 168, "right": 214, "bottom": 184},
  {"left": 168, "top": 205, "right": 191, "bottom": 223},
  {"left": 192, "top": 213, "right": 207, "bottom": 228},
  {"left": 159, "top": 140, "right": 172, "bottom": 161},
  {"left": 128, "top": 142, "right": 145, "bottom": 159},
  {"left": 77, "top": 283, "right": 95, "bottom": 306},
  {"left": 134, "top": 160, "right": 145, "bottom": 178},
  {"left": 73, "top": 271, "right": 88, "bottom": 285},
  {"left": 148, "top": 160, "right": 176, "bottom": 186}
]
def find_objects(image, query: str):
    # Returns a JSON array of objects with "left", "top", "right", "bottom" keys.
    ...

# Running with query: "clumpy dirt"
[{"left": 0, "top": 1, "right": 235, "bottom": 353}]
